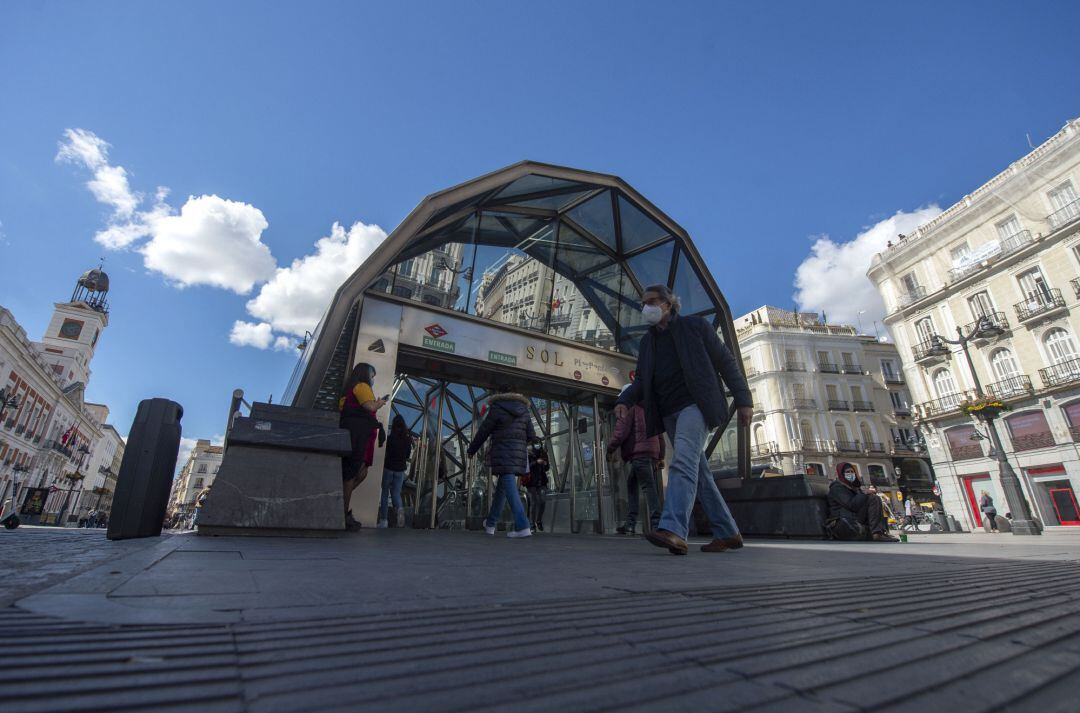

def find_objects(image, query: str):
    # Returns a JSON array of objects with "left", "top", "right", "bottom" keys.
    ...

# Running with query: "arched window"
[
  {"left": 989, "top": 349, "right": 1020, "bottom": 379},
  {"left": 835, "top": 422, "right": 850, "bottom": 444},
  {"left": 914, "top": 317, "right": 935, "bottom": 344},
  {"left": 799, "top": 420, "right": 814, "bottom": 444},
  {"left": 752, "top": 424, "right": 766, "bottom": 447},
  {"left": 859, "top": 422, "right": 874, "bottom": 446},
  {"left": 932, "top": 368, "right": 958, "bottom": 406},
  {"left": 1045, "top": 328, "right": 1077, "bottom": 364}
]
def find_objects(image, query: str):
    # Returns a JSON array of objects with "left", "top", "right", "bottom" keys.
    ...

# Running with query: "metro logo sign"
[{"left": 425, "top": 324, "right": 448, "bottom": 339}]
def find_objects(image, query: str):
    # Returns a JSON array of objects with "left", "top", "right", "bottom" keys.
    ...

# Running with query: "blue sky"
[{"left": 2, "top": 0, "right": 1079, "bottom": 443}]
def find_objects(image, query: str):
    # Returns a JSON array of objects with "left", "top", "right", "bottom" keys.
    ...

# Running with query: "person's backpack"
[{"left": 824, "top": 516, "right": 866, "bottom": 541}]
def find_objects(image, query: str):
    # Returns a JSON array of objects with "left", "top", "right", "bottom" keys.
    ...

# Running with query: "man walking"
[
  {"left": 616, "top": 285, "right": 752, "bottom": 555},
  {"left": 607, "top": 392, "right": 664, "bottom": 535}
]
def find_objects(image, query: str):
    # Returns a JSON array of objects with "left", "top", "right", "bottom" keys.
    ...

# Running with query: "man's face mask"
[
  {"left": 642, "top": 303, "right": 665, "bottom": 325},
  {"left": 844, "top": 471, "right": 857, "bottom": 483}
]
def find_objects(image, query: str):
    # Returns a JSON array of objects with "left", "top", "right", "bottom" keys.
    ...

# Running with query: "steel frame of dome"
[{"left": 286, "top": 161, "right": 744, "bottom": 413}]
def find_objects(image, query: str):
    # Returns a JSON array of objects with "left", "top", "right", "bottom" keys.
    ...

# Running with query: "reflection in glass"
[
  {"left": 673, "top": 251, "right": 714, "bottom": 315},
  {"left": 618, "top": 195, "right": 668, "bottom": 252}
]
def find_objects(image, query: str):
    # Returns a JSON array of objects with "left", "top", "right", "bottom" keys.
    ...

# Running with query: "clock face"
[{"left": 60, "top": 319, "right": 83, "bottom": 340}]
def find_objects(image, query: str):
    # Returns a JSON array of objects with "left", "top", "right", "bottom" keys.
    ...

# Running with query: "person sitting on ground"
[
  {"left": 827, "top": 462, "right": 898, "bottom": 542},
  {"left": 980, "top": 490, "right": 999, "bottom": 532},
  {"left": 377, "top": 415, "right": 412, "bottom": 529},
  {"left": 525, "top": 445, "right": 550, "bottom": 533},
  {"left": 467, "top": 384, "right": 537, "bottom": 539},
  {"left": 608, "top": 392, "right": 664, "bottom": 535},
  {"left": 339, "top": 362, "right": 387, "bottom": 530}
]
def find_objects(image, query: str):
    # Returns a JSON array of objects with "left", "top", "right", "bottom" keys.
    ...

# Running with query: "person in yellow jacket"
[{"left": 339, "top": 362, "right": 386, "bottom": 529}]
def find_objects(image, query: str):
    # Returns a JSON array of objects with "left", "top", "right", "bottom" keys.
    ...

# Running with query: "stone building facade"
[
  {"left": 868, "top": 117, "right": 1080, "bottom": 531},
  {"left": 168, "top": 439, "right": 224, "bottom": 523}
]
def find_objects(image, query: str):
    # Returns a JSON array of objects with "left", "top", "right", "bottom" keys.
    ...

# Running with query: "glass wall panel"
[
  {"left": 625, "top": 240, "right": 675, "bottom": 290},
  {"left": 493, "top": 175, "right": 584, "bottom": 201},
  {"left": 673, "top": 251, "right": 715, "bottom": 315},
  {"left": 618, "top": 195, "right": 669, "bottom": 252},
  {"left": 566, "top": 190, "right": 617, "bottom": 250}
]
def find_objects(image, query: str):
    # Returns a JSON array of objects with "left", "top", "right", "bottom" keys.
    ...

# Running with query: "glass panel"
[
  {"left": 506, "top": 190, "right": 594, "bottom": 212},
  {"left": 576, "top": 262, "right": 639, "bottom": 351},
  {"left": 625, "top": 240, "right": 675, "bottom": 291},
  {"left": 493, "top": 175, "right": 586, "bottom": 200},
  {"left": 618, "top": 195, "right": 669, "bottom": 252},
  {"left": 555, "top": 222, "right": 611, "bottom": 276},
  {"left": 672, "top": 251, "right": 715, "bottom": 315},
  {"left": 566, "top": 190, "right": 617, "bottom": 250}
]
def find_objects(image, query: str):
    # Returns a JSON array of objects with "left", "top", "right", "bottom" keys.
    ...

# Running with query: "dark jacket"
[
  {"left": 384, "top": 430, "right": 412, "bottom": 472},
  {"left": 527, "top": 456, "right": 550, "bottom": 489},
  {"left": 467, "top": 393, "right": 537, "bottom": 475},
  {"left": 617, "top": 313, "right": 751, "bottom": 436},
  {"left": 608, "top": 404, "right": 665, "bottom": 461},
  {"left": 979, "top": 495, "right": 996, "bottom": 515},
  {"left": 827, "top": 462, "right": 866, "bottom": 520}
]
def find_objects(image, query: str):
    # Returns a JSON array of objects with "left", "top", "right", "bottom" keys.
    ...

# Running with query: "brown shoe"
[
  {"left": 701, "top": 534, "right": 744, "bottom": 552},
  {"left": 872, "top": 532, "right": 900, "bottom": 543},
  {"left": 644, "top": 529, "right": 688, "bottom": 556}
]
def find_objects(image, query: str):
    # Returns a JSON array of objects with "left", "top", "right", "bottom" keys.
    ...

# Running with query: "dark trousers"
[
  {"left": 527, "top": 487, "right": 546, "bottom": 527},
  {"left": 852, "top": 493, "right": 886, "bottom": 535},
  {"left": 626, "top": 458, "right": 662, "bottom": 529},
  {"left": 984, "top": 511, "right": 998, "bottom": 530}
]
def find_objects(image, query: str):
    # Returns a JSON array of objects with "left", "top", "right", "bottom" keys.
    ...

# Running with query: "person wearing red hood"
[{"left": 827, "top": 462, "right": 898, "bottom": 542}]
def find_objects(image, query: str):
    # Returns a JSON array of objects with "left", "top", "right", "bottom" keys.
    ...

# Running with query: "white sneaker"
[
  {"left": 396, "top": 511, "right": 405, "bottom": 528},
  {"left": 484, "top": 524, "right": 496, "bottom": 535},
  {"left": 508, "top": 527, "right": 532, "bottom": 538},
  {"left": 376, "top": 519, "right": 388, "bottom": 529}
]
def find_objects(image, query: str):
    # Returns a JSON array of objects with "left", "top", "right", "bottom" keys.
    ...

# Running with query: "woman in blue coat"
[{"left": 467, "top": 385, "right": 537, "bottom": 538}]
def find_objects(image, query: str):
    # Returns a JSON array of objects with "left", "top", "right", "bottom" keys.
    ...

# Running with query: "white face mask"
[
  {"left": 844, "top": 472, "right": 857, "bottom": 483},
  {"left": 642, "top": 304, "right": 664, "bottom": 325}
]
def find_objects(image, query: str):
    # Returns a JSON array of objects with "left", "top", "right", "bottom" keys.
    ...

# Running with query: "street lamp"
[
  {"left": 939, "top": 317, "right": 1041, "bottom": 535},
  {"left": 0, "top": 387, "right": 19, "bottom": 422},
  {"left": 296, "top": 330, "right": 314, "bottom": 351}
]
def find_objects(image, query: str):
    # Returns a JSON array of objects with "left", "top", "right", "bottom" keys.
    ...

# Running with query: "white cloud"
[
  {"left": 794, "top": 206, "right": 942, "bottom": 330},
  {"left": 272, "top": 335, "right": 295, "bottom": 352},
  {"left": 57, "top": 128, "right": 140, "bottom": 218},
  {"left": 175, "top": 436, "right": 198, "bottom": 476},
  {"left": 229, "top": 320, "right": 274, "bottom": 349},
  {"left": 245, "top": 220, "right": 387, "bottom": 337},
  {"left": 143, "top": 195, "right": 276, "bottom": 294}
]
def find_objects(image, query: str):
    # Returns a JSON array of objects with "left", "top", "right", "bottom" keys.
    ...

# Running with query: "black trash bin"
[{"left": 107, "top": 398, "right": 183, "bottom": 540}]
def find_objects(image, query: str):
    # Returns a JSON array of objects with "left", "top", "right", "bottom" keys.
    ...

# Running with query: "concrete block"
[
  {"left": 227, "top": 416, "right": 351, "bottom": 455},
  {"left": 197, "top": 446, "right": 344, "bottom": 536}
]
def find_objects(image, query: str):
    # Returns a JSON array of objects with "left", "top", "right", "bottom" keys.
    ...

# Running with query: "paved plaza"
[{"left": 1, "top": 527, "right": 1079, "bottom": 712}]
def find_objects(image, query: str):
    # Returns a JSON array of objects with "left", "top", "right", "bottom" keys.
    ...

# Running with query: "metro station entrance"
[{"left": 283, "top": 161, "right": 750, "bottom": 533}]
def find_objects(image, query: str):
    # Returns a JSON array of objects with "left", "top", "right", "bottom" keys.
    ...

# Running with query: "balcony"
[
  {"left": 744, "top": 367, "right": 760, "bottom": 379},
  {"left": 948, "top": 263, "right": 984, "bottom": 283},
  {"left": 865, "top": 442, "right": 887, "bottom": 453},
  {"left": 919, "top": 393, "right": 964, "bottom": 418},
  {"left": 852, "top": 400, "right": 875, "bottom": 412},
  {"left": 984, "top": 375, "right": 1034, "bottom": 400},
  {"left": 1048, "top": 198, "right": 1080, "bottom": 230},
  {"left": 817, "top": 362, "right": 840, "bottom": 373},
  {"left": 1014, "top": 289, "right": 1067, "bottom": 324},
  {"left": 1072, "top": 277, "right": 1080, "bottom": 299},
  {"left": 751, "top": 442, "right": 778, "bottom": 458},
  {"left": 827, "top": 399, "right": 850, "bottom": 411},
  {"left": 791, "top": 398, "right": 818, "bottom": 410},
  {"left": 913, "top": 337, "right": 951, "bottom": 363},
  {"left": 1071, "top": 426, "right": 1080, "bottom": 443},
  {"left": 962, "top": 312, "right": 1009, "bottom": 341},
  {"left": 893, "top": 406, "right": 912, "bottom": 417},
  {"left": 898, "top": 285, "right": 927, "bottom": 308},
  {"left": 949, "top": 444, "right": 984, "bottom": 461},
  {"left": 841, "top": 363, "right": 864, "bottom": 374},
  {"left": 999, "top": 229, "right": 1034, "bottom": 256},
  {"left": 836, "top": 440, "right": 862, "bottom": 453},
  {"left": 883, "top": 373, "right": 904, "bottom": 385},
  {"left": 785, "top": 361, "right": 807, "bottom": 372},
  {"left": 802, "top": 439, "right": 834, "bottom": 453},
  {"left": 1039, "top": 357, "right": 1080, "bottom": 389},
  {"left": 893, "top": 438, "right": 923, "bottom": 454}
]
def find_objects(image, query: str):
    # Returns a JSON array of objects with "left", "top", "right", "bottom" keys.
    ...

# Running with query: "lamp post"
[
  {"left": 0, "top": 387, "right": 19, "bottom": 422},
  {"left": 938, "top": 318, "right": 1041, "bottom": 535}
]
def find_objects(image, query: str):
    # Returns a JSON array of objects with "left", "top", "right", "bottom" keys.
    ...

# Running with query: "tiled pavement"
[{"left": 2, "top": 528, "right": 1079, "bottom": 712}]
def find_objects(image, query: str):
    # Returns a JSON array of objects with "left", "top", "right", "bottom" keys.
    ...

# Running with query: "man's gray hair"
[{"left": 644, "top": 284, "right": 682, "bottom": 313}]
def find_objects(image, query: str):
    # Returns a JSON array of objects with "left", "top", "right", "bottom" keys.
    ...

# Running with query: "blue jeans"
[
  {"left": 485, "top": 474, "right": 530, "bottom": 531},
  {"left": 378, "top": 469, "right": 406, "bottom": 520},
  {"left": 658, "top": 404, "right": 740, "bottom": 541}
]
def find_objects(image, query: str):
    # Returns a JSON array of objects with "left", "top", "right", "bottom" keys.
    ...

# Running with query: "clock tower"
[{"left": 38, "top": 267, "right": 110, "bottom": 388}]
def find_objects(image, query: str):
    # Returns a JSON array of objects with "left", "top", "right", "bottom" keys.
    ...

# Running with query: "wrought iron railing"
[
  {"left": 792, "top": 398, "right": 818, "bottom": 410},
  {"left": 984, "top": 375, "right": 1034, "bottom": 400},
  {"left": 785, "top": 361, "right": 807, "bottom": 372},
  {"left": 1039, "top": 357, "right": 1080, "bottom": 388},
  {"left": 817, "top": 362, "right": 840, "bottom": 373},
  {"left": 1048, "top": 198, "right": 1080, "bottom": 230},
  {"left": 750, "top": 442, "right": 778, "bottom": 458},
  {"left": 999, "top": 229, "right": 1034, "bottom": 256},
  {"left": 841, "top": 364, "right": 864, "bottom": 374},
  {"left": 827, "top": 400, "right": 850, "bottom": 411},
  {"left": 1014, "top": 288, "right": 1066, "bottom": 322},
  {"left": 948, "top": 263, "right": 984, "bottom": 283},
  {"left": 801, "top": 439, "right": 833, "bottom": 452},
  {"left": 962, "top": 311, "right": 1009, "bottom": 337},
  {"left": 836, "top": 440, "right": 862, "bottom": 452},
  {"left": 852, "top": 400, "right": 875, "bottom": 412},
  {"left": 1072, "top": 277, "right": 1080, "bottom": 299},
  {"left": 898, "top": 285, "right": 927, "bottom": 307},
  {"left": 865, "top": 442, "right": 886, "bottom": 453},
  {"left": 883, "top": 373, "right": 904, "bottom": 385},
  {"left": 913, "top": 337, "right": 950, "bottom": 361},
  {"left": 920, "top": 393, "right": 964, "bottom": 417}
]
